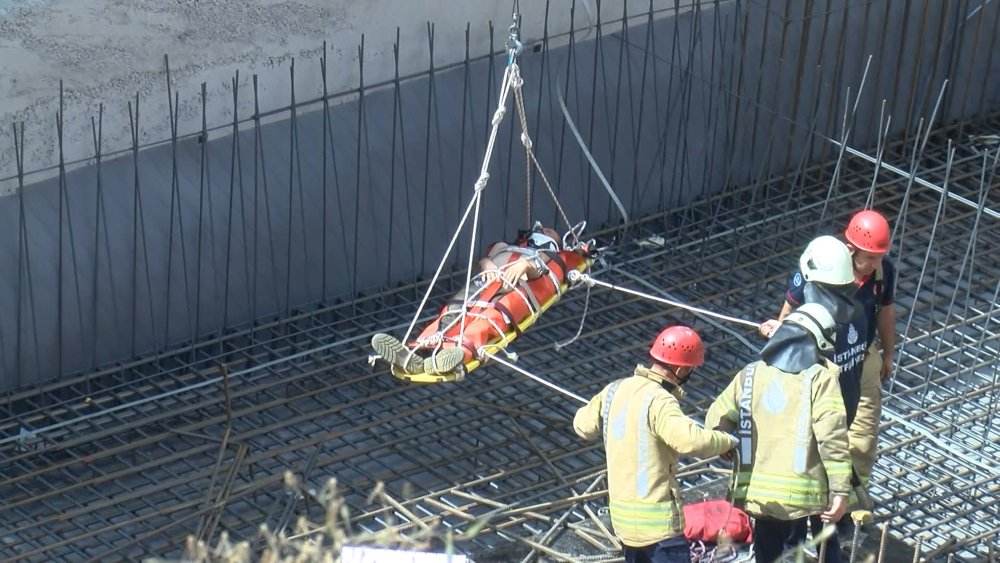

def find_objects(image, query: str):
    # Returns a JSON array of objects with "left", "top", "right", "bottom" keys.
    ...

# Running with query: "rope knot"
[
  {"left": 520, "top": 132, "right": 533, "bottom": 150},
  {"left": 492, "top": 107, "right": 506, "bottom": 126},
  {"left": 474, "top": 173, "right": 490, "bottom": 192}
]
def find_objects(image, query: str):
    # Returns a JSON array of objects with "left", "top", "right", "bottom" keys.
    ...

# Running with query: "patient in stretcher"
[{"left": 371, "top": 224, "right": 562, "bottom": 376}]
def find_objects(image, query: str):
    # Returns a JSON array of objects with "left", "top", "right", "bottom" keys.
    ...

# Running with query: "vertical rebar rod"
[
  {"left": 531, "top": 0, "right": 553, "bottom": 225},
  {"left": 127, "top": 96, "right": 159, "bottom": 359},
  {"left": 194, "top": 83, "right": 208, "bottom": 353},
  {"left": 552, "top": 0, "right": 576, "bottom": 230},
  {"left": 221, "top": 73, "right": 240, "bottom": 338},
  {"left": 864, "top": 100, "right": 892, "bottom": 209},
  {"left": 916, "top": 1, "right": 950, "bottom": 124},
  {"left": 319, "top": 51, "right": 349, "bottom": 303},
  {"left": 588, "top": 0, "right": 603, "bottom": 217},
  {"left": 164, "top": 57, "right": 191, "bottom": 353},
  {"left": 387, "top": 31, "right": 402, "bottom": 285},
  {"left": 896, "top": 143, "right": 954, "bottom": 406},
  {"left": 285, "top": 61, "right": 297, "bottom": 317},
  {"left": 89, "top": 105, "right": 105, "bottom": 384},
  {"left": 901, "top": 0, "right": 932, "bottom": 146},
  {"left": 781, "top": 0, "right": 816, "bottom": 185},
  {"left": 626, "top": 0, "right": 650, "bottom": 216},
  {"left": 12, "top": 122, "right": 40, "bottom": 385},
  {"left": 953, "top": 0, "right": 985, "bottom": 139},
  {"left": 972, "top": 2, "right": 1000, "bottom": 123},
  {"left": 457, "top": 23, "right": 471, "bottom": 246},
  {"left": 353, "top": 36, "right": 366, "bottom": 300},
  {"left": 56, "top": 83, "right": 64, "bottom": 376},
  {"left": 818, "top": 56, "right": 873, "bottom": 224},
  {"left": 320, "top": 44, "right": 330, "bottom": 301},
  {"left": 251, "top": 75, "right": 282, "bottom": 328},
  {"left": 604, "top": 0, "right": 625, "bottom": 220}
]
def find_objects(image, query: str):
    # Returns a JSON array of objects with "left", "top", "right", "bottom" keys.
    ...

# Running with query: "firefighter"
[
  {"left": 573, "top": 326, "right": 738, "bottom": 563},
  {"left": 759, "top": 211, "right": 897, "bottom": 486},
  {"left": 707, "top": 303, "right": 851, "bottom": 563}
]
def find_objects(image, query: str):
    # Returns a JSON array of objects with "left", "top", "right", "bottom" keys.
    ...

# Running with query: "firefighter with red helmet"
[
  {"left": 574, "top": 326, "right": 738, "bottom": 563},
  {"left": 758, "top": 210, "right": 897, "bottom": 488}
]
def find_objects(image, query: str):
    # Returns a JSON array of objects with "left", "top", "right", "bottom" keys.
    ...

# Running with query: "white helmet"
[
  {"left": 799, "top": 235, "right": 853, "bottom": 286},
  {"left": 784, "top": 303, "right": 836, "bottom": 352}
]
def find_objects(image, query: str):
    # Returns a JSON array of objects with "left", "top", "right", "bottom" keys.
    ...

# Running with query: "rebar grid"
[
  {"left": 0, "top": 0, "right": 997, "bottom": 559},
  {"left": 1, "top": 113, "right": 996, "bottom": 560}
]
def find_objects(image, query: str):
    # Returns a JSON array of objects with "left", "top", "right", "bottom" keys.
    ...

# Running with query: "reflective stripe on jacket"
[
  {"left": 705, "top": 359, "right": 851, "bottom": 521},
  {"left": 574, "top": 365, "right": 736, "bottom": 547}
]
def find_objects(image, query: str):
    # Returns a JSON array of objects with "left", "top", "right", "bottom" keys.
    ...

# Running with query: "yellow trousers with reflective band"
[{"left": 850, "top": 343, "right": 882, "bottom": 487}]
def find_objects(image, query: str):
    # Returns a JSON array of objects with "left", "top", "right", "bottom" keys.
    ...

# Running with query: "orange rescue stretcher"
[{"left": 392, "top": 248, "right": 593, "bottom": 383}]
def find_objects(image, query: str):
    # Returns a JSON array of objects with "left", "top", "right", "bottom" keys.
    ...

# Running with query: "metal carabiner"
[{"left": 505, "top": 27, "right": 523, "bottom": 61}]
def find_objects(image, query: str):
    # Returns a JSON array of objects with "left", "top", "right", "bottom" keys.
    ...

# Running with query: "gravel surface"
[{"left": 0, "top": 0, "right": 609, "bottom": 185}]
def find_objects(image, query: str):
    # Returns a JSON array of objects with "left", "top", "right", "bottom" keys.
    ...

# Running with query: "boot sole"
[
  {"left": 371, "top": 334, "right": 423, "bottom": 373},
  {"left": 423, "top": 348, "right": 465, "bottom": 374}
]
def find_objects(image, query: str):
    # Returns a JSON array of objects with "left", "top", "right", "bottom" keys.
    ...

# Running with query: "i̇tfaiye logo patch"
[{"left": 847, "top": 323, "right": 859, "bottom": 345}]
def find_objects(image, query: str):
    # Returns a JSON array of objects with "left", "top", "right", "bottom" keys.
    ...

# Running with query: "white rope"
[
  {"left": 458, "top": 187, "right": 485, "bottom": 341},
  {"left": 400, "top": 64, "right": 518, "bottom": 349},
  {"left": 481, "top": 350, "right": 588, "bottom": 404},
  {"left": 511, "top": 66, "right": 579, "bottom": 244},
  {"left": 571, "top": 272, "right": 761, "bottom": 329},
  {"left": 400, "top": 194, "right": 485, "bottom": 349}
]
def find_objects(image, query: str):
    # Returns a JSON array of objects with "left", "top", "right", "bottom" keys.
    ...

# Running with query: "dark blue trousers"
[
  {"left": 622, "top": 534, "right": 690, "bottom": 563},
  {"left": 754, "top": 516, "right": 841, "bottom": 563}
]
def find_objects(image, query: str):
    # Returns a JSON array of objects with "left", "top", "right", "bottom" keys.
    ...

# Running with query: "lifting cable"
[
  {"left": 569, "top": 271, "right": 760, "bottom": 329},
  {"left": 481, "top": 350, "right": 588, "bottom": 405}
]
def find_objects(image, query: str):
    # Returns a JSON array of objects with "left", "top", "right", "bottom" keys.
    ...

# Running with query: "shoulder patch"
[
  {"left": 793, "top": 272, "right": 803, "bottom": 287},
  {"left": 762, "top": 378, "right": 789, "bottom": 415}
]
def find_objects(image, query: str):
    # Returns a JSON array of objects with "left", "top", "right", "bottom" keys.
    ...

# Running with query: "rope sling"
[{"left": 387, "top": 11, "right": 762, "bottom": 388}]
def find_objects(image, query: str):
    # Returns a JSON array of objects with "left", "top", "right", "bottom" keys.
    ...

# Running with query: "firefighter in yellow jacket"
[
  {"left": 574, "top": 326, "right": 738, "bottom": 563},
  {"left": 706, "top": 303, "right": 851, "bottom": 563}
]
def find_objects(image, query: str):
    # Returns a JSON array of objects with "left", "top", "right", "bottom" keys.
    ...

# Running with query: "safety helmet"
[
  {"left": 799, "top": 235, "right": 854, "bottom": 286},
  {"left": 845, "top": 209, "right": 891, "bottom": 254},
  {"left": 784, "top": 303, "right": 836, "bottom": 353},
  {"left": 650, "top": 326, "right": 705, "bottom": 367}
]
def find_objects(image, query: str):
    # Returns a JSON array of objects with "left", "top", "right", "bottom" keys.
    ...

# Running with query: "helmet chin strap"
[{"left": 653, "top": 364, "right": 688, "bottom": 388}]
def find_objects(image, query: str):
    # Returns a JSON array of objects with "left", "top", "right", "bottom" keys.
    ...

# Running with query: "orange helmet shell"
[
  {"left": 845, "top": 210, "right": 891, "bottom": 253},
  {"left": 650, "top": 326, "right": 704, "bottom": 367}
]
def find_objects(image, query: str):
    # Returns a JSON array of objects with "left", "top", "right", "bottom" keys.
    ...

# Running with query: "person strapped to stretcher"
[{"left": 372, "top": 223, "right": 577, "bottom": 380}]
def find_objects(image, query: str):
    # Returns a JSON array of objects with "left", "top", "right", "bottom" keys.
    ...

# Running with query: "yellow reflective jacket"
[
  {"left": 705, "top": 359, "right": 852, "bottom": 520},
  {"left": 574, "top": 365, "right": 736, "bottom": 547}
]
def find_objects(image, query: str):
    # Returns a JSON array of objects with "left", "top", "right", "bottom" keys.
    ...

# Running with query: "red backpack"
[{"left": 683, "top": 499, "right": 753, "bottom": 544}]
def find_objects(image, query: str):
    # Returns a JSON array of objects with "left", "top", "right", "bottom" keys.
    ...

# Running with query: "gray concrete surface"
[{"left": 0, "top": 0, "right": 634, "bottom": 182}]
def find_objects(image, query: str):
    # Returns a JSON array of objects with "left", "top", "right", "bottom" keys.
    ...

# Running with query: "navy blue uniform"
[{"left": 785, "top": 257, "right": 895, "bottom": 425}]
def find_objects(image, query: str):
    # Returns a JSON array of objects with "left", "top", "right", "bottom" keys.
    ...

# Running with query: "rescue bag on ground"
[{"left": 683, "top": 499, "right": 753, "bottom": 544}]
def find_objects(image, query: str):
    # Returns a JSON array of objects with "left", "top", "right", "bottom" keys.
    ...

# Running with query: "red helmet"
[
  {"left": 845, "top": 210, "right": 891, "bottom": 254},
  {"left": 650, "top": 326, "right": 704, "bottom": 367}
]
